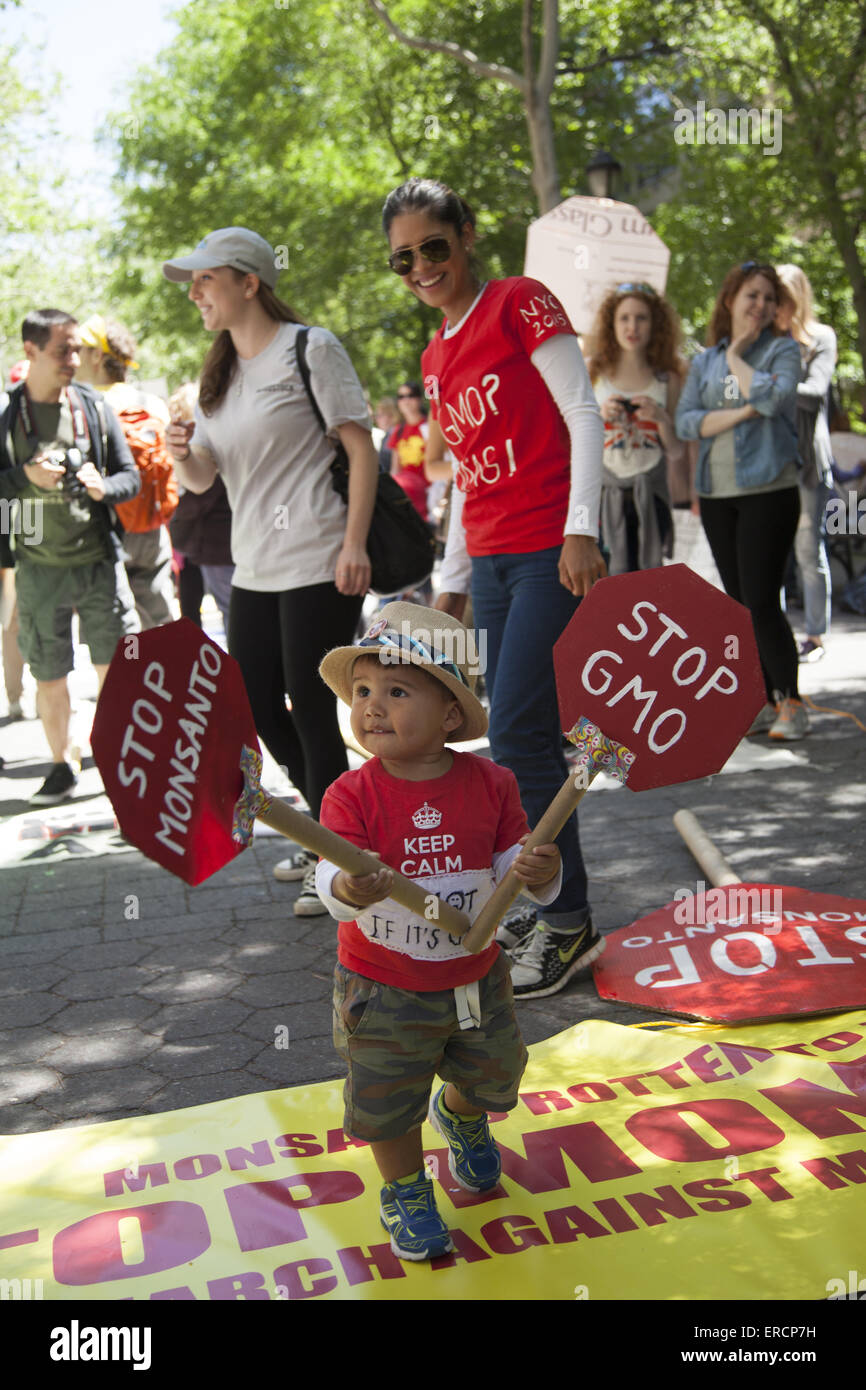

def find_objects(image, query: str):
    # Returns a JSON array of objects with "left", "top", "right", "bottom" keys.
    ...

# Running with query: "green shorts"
[
  {"left": 332, "top": 951, "right": 528, "bottom": 1143},
  {"left": 15, "top": 557, "right": 139, "bottom": 680}
]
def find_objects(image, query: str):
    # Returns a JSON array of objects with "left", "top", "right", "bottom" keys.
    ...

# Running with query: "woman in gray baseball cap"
[{"left": 164, "top": 226, "right": 378, "bottom": 916}]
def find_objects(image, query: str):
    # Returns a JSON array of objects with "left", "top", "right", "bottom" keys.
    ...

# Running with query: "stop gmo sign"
[{"left": 554, "top": 565, "right": 766, "bottom": 791}]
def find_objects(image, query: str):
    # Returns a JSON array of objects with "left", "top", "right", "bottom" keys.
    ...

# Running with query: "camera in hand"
[{"left": 45, "top": 447, "right": 86, "bottom": 497}]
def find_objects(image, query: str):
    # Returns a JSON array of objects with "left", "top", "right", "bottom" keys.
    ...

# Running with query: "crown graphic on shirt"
[{"left": 412, "top": 802, "right": 442, "bottom": 830}]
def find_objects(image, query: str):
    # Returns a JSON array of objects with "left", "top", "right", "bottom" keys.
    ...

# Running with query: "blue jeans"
[
  {"left": 200, "top": 563, "right": 235, "bottom": 632},
  {"left": 795, "top": 479, "right": 832, "bottom": 638},
  {"left": 471, "top": 548, "right": 589, "bottom": 924}
]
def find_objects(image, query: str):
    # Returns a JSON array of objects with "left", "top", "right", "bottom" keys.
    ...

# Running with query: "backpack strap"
[
  {"left": 91, "top": 395, "right": 109, "bottom": 473},
  {"left": 295, "top": 326, "right": 326, "bottom": 432},
  {"left": 65, "top": 384, "right": 92, "bottom": 456},
  {"left": 295, "top": 326, "right": 349, "bottom": 488}
]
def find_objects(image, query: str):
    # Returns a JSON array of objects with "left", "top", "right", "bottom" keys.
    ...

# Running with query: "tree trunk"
[
  {"left": 523, "top": 0, "right": 562, "bottom": 212},
  {"left": 525, "top": 90, "right": 561, "bottom": 212},
  {"left": 821, "top": 187, "right": 866, "bottom": 389}
]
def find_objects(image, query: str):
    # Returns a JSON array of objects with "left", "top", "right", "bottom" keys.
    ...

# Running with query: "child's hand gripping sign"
[{"left": 462, "top": 565, "right": 766, "bottom": 954}]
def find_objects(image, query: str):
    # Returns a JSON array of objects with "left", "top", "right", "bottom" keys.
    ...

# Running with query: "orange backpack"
[{"left": 113, "top": 409, "right": 179, "bottom": 533}]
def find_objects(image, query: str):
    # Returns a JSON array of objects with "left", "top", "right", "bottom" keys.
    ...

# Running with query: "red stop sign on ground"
[
  {"left": 91, "top": 620, "right": 258, "bottom": 884},
  {"left": 554, "top": 565, "right": 766, "bottom": 791},
  {"left": 594, "top": 884, "right": 866, "bottom": 1022}
]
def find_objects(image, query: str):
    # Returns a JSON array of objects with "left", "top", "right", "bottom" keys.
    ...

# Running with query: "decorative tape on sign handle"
[
  {"left": 461, "top": 718, "right": 636, "bottom": 955},
  {"left": 231, "top": 747, "right": 473, "bottom": 939},
  {"left": 232, "top": 746, "right": 271, "bottom": 847},
  {"left": 566, "top": 716, "right": 635, "bottom": 786}
]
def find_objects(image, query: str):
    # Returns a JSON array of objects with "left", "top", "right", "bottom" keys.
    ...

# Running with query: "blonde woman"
[{"left": 775, "top": 265, "right": 838, "bottom": 661}]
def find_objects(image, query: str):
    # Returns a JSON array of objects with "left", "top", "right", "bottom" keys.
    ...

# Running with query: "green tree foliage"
[
  {"left": 102, "top": 0, "right": 864, "bottom": 398},
  {"left": 106, "top": 0, "right": 544, "bottom": 393},
  {"left": 0, "top": 39, "right": 115, "bottom": 376},
  {"left": 646, "top": 1, "right": 866, "bottom": 398}
]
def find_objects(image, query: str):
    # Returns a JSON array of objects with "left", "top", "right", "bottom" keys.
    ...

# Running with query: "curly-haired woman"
[{"left": 586, "top": 283, "right": 686, "bottom": 574}]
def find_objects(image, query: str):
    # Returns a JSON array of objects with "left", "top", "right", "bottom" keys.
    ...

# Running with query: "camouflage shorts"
[{"left": 332, "top": 951, "right": 528, "bottom": 1143}]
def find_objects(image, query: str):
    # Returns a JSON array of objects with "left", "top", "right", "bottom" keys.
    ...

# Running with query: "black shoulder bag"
[{"left": 295, "top": 327, "right": 436, "bottom": 596}]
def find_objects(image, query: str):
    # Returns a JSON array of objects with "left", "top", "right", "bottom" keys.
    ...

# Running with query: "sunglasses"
[
  {"left": 397, "top": 392, "right": 419, "bottom": 399},
  {"left": 615, "top": 282, "right": 657, "bottom": 297},
  {"left": 388, "top": 236, "right": 454, "bottom": 276}
]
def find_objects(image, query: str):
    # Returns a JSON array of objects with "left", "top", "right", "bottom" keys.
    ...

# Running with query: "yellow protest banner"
[{"left": 1, "top": 1012, "right": 865, "bottom": 1301}]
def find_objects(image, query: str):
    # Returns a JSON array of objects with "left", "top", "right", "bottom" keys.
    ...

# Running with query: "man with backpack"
[
  {"left": 0, "top": 309, "right": 140, "bottom": 804},
  {"left": 76, "top": 315, "right": 178, "bottom": 629}
]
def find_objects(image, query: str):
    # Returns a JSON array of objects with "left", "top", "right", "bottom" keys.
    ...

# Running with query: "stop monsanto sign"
[
  {"left": 594, "top": 883, "right": 866, "bottom": 1022},
  {"left": 554, "top": 565, "right": 766, "bottom": 792},
  {"left": 91, "top": 620, "right": 259, "bottom": 885}
]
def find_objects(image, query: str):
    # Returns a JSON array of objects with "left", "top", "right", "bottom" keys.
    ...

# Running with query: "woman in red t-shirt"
[
  {"left": 381, "top": 177, "right": 606, "bottom": 1000},
  {"left": 388, "top": 381, "right": 429, "bottom": 521}
]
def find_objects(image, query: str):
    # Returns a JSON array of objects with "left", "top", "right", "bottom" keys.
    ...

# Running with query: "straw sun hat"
[{"left": 319, "top": 601, "right": 488, "bottom": 742}]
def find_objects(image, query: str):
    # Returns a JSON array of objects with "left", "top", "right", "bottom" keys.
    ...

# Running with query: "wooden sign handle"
[
  {"left": 461, "top": 773, "right": 592, "bottom": 955},
  {"left": 672, "top": 810, "right": 742, "bottom": 888},
  {"left": 256, "top": 797, "right": 472, "bottom": 939},
  {"left": 462, "top": 719, "right": 636, "bottom": 956}
]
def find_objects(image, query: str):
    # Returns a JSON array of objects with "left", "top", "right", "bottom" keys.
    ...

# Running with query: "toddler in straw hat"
[{"left": 315, "top": 602, "right": 562, "bottom": 1261}]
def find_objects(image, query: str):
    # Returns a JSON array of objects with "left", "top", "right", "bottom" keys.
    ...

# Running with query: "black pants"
[
  {"left": 228, "top": 582, "right": 363, "bottom": 818},
  {"left": 178, "top": 559, "right": 204, "bottom": 626},
  {"left": 699, "top": 487, "right": 800, "bottom": 700}
]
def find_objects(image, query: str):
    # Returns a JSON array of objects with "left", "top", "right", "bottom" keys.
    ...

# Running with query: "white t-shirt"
[
  {"left": 104, "top": 382, "right": 171, "bottom": 425},
  {"left": 191, "top": 322, "right": 371, "bottom": 591},
  {"left": 594, "top": 374, "right": 667, "bottom": 480}
]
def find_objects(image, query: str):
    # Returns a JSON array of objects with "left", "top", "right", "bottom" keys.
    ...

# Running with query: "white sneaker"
[
  {"left": 509, "top": 918, "right": 605, "bottom": 999},
  {"left": 768, "top": 696, "right": 809, "bottom": 741},
  {"left": 747, "top": 702, "right": 778, "bottom": 735},
  {"left": 495, "top": 901, "right": 537, "bottom": 950},
  {"left": 294, "top": 860, "right": 327, "bottom": 917},
  {"left": 273, "top": 846, "right": 318, "bottom": 882}
]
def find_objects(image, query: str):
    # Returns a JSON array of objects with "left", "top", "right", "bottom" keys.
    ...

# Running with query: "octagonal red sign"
[
  {"left": 554, "top": 565, "right": 766, "bottom": 791},
  {"left": 91, "top": 620, "right": 259, "bottom": 884},
  {"left": 594, "top": 883, "right": 866, "bottom": 1022}
]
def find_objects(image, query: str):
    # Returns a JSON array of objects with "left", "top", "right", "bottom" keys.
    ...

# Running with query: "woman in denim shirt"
[{"left": 676, "top": 262, "right": 807, "bottom": 740}]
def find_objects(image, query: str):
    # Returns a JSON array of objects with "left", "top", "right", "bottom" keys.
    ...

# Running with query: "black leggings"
[
  {"left": 699, "top": 487, "right": 800, "bottom": 700},
  {"left": 228, "top": 582, "right": 363, "bottom": 818}
]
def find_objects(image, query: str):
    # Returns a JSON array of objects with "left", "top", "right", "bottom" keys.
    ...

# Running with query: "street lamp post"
[{"left": 586, "top": 151, "right": 622, "bottom": 199}]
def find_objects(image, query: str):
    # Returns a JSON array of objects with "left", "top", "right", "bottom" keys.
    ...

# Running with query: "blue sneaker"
[
  {"left": 379, "top": 1170, "right": 454, "bottom": 1261},
  {"left": 428, "top": 1084, "right": 501, "bottom": 1192}
]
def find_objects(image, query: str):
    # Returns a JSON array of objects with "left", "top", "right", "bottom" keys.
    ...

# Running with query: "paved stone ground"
[{"left": 1, "top": 602, "right": 864, "bottom": 1136}]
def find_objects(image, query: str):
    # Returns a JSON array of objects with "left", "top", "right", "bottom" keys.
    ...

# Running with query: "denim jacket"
[{"left": 675, "top": 329, "right": 801, "bottom": 493}]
